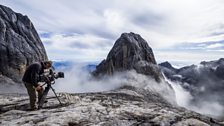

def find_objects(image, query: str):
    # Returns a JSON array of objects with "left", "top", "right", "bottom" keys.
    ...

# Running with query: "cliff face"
[
  {"left": 0, "top": 5, "right": 48, "bottom": 83},
  {"left": 93, "top": 32, "right": 163, "bottom": 82}
]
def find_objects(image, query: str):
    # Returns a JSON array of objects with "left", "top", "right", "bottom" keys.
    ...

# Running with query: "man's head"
[{"left": 43, "top": 61, "right": 53, "bottom": 69}]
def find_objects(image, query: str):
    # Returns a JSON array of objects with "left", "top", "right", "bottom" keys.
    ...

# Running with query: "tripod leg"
[
  {"left": 49, "top": 85, "right": 63, "bottom": 106},
  {"left": 38, "top": 85, "right": 50, "bottom": 109}
]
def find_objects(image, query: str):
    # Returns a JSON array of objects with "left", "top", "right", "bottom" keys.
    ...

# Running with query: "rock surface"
[
  {"left": 93, "top": 32, "right": 163, "bottom": 82},
  {"left": 0, "top": 86, "right": 223, "bottom": 126},
  {"left": 0, "top": 5, "right": 48, "bottom": 83}
]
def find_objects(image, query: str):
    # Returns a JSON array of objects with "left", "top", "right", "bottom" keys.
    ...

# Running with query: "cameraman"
[{"left": 22, "top": 61, "right": 53, "bottom": 110}]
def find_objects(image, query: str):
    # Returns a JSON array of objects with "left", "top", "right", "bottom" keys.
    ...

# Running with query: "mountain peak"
[
  {"left": 93, "top": 32, "right": 162, "bottom": 82},
  {"left": 120, "top": 32, "right": 143, "bottom": 43},
  {"left": 159, "top": 61, "right": 174, "bottom": 69}
]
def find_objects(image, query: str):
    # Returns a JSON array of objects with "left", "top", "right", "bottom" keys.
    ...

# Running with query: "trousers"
[{"left": 24, "top": 82, "right": 43, "bottom": 109}]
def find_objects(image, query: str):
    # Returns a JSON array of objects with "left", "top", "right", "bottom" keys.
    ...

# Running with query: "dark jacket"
[{"left": 22, "top": 62, "right": 44, "bottom": 87}]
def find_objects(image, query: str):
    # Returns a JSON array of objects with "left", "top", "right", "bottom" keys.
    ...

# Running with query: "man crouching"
[{"left": 22, "top": 61, "right": 52, "bottom": 110}]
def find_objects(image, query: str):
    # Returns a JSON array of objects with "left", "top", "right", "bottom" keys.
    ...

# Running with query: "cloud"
[
  {"left": 54, "top": 63, "right": 175, "bottom": 104},
  {"left": 154, "top": 49, "right": 224, "bottom": 66},
  {"left": 1, "top": 0, "right": 224, "bottom": 62},
  {"left": 168, "top": 79, "right": 224, "bottom": 118},
  {"left": 3, "top": 0, "right": 224, "bottom": 43},
  {"left": 41, "top": 33, "right": 112, "bottom": 61},
  {"left": 42, "top": 33, "right": 112, "bottom": 50},
  {"left": 206, "top": 43, "right": 223, "bottom": 49},
  {"left": 131, "top": 11, "right": 165, "bottom": 29},
  {"left": 167, "top": 40, "right": 224, "bottom": 51}
]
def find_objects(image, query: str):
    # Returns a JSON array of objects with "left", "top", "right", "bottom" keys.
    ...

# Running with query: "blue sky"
[{"left": 1, "top": 0, "right": 224, "bottom": 65}]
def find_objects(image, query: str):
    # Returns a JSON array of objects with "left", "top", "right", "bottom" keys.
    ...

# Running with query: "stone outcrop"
[
  {"left": 93, "top": 32, "right": 163, "bottom": 82},
  {"left": 0, "top": 5, "right": 48, "bottom": 83}
]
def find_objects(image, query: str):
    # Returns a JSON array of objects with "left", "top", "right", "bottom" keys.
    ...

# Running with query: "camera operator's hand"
[
  {"left": 45, "top": 77, "right": 51, "bottom": 83},
  {"left": 35, "top": 85, "right": 43, "bottom": 91}
]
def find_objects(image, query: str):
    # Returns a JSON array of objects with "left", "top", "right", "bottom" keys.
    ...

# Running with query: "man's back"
[{"left": 22, "top": 62, "right": 42, "bottom": 86}]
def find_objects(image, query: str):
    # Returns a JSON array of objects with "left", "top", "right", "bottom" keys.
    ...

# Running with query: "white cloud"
[
  {"left": 206, "top": 43, "right": 223, "bottom": 49},
  {"left": 103, "top": 9, "right": 126, "bottom": 33},
  {"left": 1, "top": 0, "right": 224, "bottom": 62},
  {"left": 42, "top": 33, "right": 111, "bottom": 50},
  {"left": 154, "top": 50, "right": 224, "bottom": 65},
  {"left": 41, "top": 33, "right": 112, "bottom": 61}
]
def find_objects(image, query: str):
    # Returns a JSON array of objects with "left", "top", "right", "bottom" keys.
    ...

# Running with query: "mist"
[
  {"left": 52, "top": 63, "right": 224, "bottom": 119},
  {"left": 168, "top": 79, "right": 224, "bottom": 119},
  {"left": 53, "top": 63, "right": 175, "bottom": 104},
  {"left": 54, "top": 64, "right": 123, "bottom": 93}
]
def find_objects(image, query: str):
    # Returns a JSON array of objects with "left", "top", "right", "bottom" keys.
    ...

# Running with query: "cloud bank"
[
  {"left": 2, "top": 0, "right": 224, "bottom": 62},
  {"left": 53, "top": 63, "right": 175, "bottom": 104},
  {"left": 51, "top": 62, "right": 224, "bottom": 118},
  {"left": 170, "top": 80, "right": 224, "bottom": 118}
]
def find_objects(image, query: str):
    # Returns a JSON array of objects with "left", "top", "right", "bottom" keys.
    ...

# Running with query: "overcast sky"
[{"left": 1, "top": 0, "right": 224, "bottom": 65}]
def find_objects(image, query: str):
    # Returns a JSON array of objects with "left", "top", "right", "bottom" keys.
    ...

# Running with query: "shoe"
[
  {"left": 37, "top": 100, "right": 48, "bottom": 104},
  {"left": 27, "top": 107, "right": 38, "bottom": 111}
]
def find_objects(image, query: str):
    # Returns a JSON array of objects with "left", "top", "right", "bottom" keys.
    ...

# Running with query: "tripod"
[{"left": 38, "top": 82, "right": 62, "bottom": 109}]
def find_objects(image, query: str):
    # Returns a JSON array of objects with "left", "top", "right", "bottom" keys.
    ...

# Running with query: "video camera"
[{"left": 39, "top": 68, "right": 64, "bottom": 84}]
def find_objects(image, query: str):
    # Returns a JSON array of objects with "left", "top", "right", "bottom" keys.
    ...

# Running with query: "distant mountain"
[
  {"left": 159, "top": 58, "right": 224, "bottom": 108},
  {"left": 83, "top": 64, "right": 96, "bottom": 72},
  {"left": 159, "top": 61, "right": 177, "bottom": 71},
  {"left": 93, "top": 32, "right": 163, "bottom": 82},
  {"left": 53, "top": 61, "right": 73, "bottom": 71},
  {"left": 93, "top": 32, "right": 179, "bottom": 106},
  {"left": 52, "top": 61, "right": 96, "bottom": 72}
]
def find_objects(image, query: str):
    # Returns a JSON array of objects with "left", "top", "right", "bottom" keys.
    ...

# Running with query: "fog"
[
  {"left": 52, "top": 63, "right": 224, "bottom": 119},
  {"left": 53, "top": 63, "right": 175, "bottom": 104},
  {"left": 168, "top": 79, "right": 224, "bottom": 119},
  {"left": 54, "top": 64, "right": 123, "bottom": 93}
]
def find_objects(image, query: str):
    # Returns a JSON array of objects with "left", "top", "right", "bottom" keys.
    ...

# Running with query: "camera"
[
  {"left": 39, "top": 69, "right": 64, "bottom": 84},
  {"left": 54, "top": 72, "right": 64, "bottom": 79}
]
